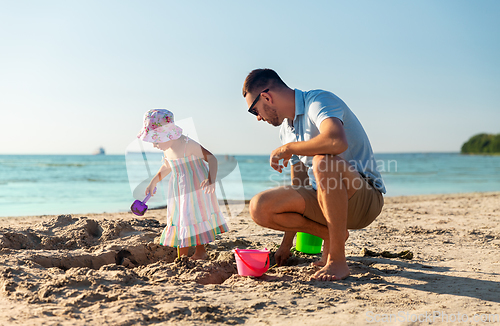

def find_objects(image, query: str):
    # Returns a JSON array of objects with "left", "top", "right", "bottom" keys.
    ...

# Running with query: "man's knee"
[
  {"left": 249, "top": 192, "right": 270, "bottom": 226},
  {"left": 312, "top": 154, "right": 347, "bottom": 177},
  {"left": 313, "top": 155, "right": 359, "bottom": 193}
]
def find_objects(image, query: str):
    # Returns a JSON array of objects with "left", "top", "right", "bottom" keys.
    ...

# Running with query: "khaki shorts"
[{"left": 295, "top": 177, "right": 384, "bottom": 230}]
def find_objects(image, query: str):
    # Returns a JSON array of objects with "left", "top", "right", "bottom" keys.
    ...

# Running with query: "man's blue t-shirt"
[{"left": 279, "top": 89, "right": 386, "bottom": 194}]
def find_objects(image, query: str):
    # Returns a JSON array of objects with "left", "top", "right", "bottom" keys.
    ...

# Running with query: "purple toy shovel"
[{"left": 131, "top": 188, "right": 156, "bottom": 216}]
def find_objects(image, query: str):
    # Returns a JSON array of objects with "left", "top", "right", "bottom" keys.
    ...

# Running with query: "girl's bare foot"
[
  {"left": 190, "top": 253, "right": 208, "bottom": 260},
  {"left": 312, "top": 230, "right": 349, "bottom": 267},
  {"left": 189, "top": 245, "right": 208, "bottom": 260}
]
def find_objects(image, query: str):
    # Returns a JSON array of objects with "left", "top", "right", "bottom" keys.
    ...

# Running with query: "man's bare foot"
[
  {"left": 312, "top": 230, "right": 349, "bottom": 267},
  {"left": 312, "top": 248, "right": 328, "bottom": 267},
  {"left": 310, "top": 261, "right": 350, "bottom": 281},
  {"left": 312, "top": 260, "right": 326, "bottom": 267}
]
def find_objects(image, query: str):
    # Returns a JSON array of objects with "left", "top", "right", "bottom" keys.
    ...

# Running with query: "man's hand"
[
  {"left": 274, "top": 243, "right": 292, "bottom": 266},
  {"left": 270, "top": 144, "right": 292, "bottom": 173}
]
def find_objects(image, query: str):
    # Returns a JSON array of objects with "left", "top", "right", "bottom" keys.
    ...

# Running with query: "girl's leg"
[
  {"left": 189, "top": 244, "right": 208, "bottom": 260},
  {"left": 178, "top": 247, "right": 189, "bottom": 257}
]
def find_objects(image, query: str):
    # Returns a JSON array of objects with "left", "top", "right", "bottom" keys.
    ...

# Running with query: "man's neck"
[{"left": 282, "top": 87, "right": 296, "bottom": 121}]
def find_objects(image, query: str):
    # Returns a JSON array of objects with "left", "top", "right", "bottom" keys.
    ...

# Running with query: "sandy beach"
[{"left": 0, "top": 192, "right": 499, "bottom": 325}]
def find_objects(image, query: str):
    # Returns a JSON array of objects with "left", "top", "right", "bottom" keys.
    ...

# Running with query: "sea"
[{"left": 1, "top": 153, "right": 499, "bottom": 217}]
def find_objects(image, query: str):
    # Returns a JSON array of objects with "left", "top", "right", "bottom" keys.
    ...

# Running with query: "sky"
[{"left": 1, "top": 0, "right": 499, "bottom": 155}]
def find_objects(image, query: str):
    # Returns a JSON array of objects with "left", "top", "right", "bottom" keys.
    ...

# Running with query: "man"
[{"left": 243, "top": 68, "right": 385, "bottom": 281}]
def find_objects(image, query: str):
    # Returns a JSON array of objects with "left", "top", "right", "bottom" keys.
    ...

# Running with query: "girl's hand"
[
  {"left": 145, "top": 183, "right": 157, "bottom": 197},
  {"left": 200, "top": 179, "right": 215, "bottom": 194}
]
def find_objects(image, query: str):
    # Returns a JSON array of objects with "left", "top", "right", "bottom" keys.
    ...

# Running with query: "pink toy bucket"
[{"left": 233, "top": 248, "right": 270, "bottom": 277}]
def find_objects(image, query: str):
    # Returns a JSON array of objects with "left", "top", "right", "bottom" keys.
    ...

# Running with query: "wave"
[
  {"left": 0, "top": 162, "right": 87, "bottom": 168},
  {"left": 37, "top": 163, "right": 87, "bottom": 168},
  {"left": 0, "top": 179, "right": 39, "bottom": 184}
]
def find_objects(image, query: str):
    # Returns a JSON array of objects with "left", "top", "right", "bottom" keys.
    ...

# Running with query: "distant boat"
[{"left": 93, "top": 147, "right": 106, "bottom": 155}]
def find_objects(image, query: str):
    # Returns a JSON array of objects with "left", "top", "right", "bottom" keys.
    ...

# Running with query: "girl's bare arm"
[
  {"left": 201, "top": 146, "right": 218, "bottom": 185},
  {"left": 146, "top": 163, "right": 172, "bottom": 196}
]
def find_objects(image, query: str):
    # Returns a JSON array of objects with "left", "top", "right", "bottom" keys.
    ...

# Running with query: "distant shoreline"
[{"left": 460, "top": 152, "right": 500, "bottom": 156}]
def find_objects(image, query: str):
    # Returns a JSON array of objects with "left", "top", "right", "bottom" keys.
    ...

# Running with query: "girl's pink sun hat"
[{"left": 137, "top": 109, "right": 183, "bottom": 143}]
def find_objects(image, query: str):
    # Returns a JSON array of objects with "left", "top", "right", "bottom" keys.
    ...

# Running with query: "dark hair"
[{"left": 242, "top": 68, "right": 288, "bottom": 97}]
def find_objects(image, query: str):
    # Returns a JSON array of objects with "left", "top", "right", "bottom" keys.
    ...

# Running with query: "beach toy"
[
  {"left": 233, "top": 248, "right": 270, "bottom": 277},
  {"left": 130, "top": 188, "right": 156, "bottom": 216},
  {"left": 295, "top": 232, "right": 323, "bottom": 254}
]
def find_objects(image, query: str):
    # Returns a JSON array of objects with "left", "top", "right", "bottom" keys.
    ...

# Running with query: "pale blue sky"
[{"left": 1, "top": 0, "right": 499, "bottom": 155}]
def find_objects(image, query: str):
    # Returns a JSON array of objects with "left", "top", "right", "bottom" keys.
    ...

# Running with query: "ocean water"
[{"left": 0, "top": 153, "right": 499, "bottom": 217}]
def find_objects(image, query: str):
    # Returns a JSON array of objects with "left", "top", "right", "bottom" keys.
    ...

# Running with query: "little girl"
[{"left": 137, "top": 109, "right": 229, "bottom": 260}]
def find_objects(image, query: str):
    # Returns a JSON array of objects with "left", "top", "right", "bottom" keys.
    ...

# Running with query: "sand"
[{"left": 0, "top": 192, "right": 499, "bottom": 325}]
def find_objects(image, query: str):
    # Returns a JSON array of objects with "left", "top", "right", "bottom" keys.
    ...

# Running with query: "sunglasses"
[{"left": 247, "top": 89, "right": 269, "bottom": 116}]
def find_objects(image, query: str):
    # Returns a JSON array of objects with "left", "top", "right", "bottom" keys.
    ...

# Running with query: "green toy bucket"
[{"left": 296, "top": 232, "right": 323, "bottom": 254}]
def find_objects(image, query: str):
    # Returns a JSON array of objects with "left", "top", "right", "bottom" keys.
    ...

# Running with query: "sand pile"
[{"left": 0, "top": 213, "right": 284, "bottom": 324}]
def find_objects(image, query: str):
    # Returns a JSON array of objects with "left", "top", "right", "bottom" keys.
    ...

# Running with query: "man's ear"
[{"left": 261, "top": 91, "right": 273, "bottom": 104}]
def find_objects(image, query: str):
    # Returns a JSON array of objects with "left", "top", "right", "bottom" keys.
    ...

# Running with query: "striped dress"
[{"left": 159, "top": 154, "right": 229, "bottom": 248}]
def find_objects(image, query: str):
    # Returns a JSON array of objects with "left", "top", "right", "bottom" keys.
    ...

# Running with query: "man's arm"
[
  {"left": 270, "top": 117, "right": 348, "bottom": 172},
  {"left": 291, "top": 161, "right": 309, "bottom": 187}
]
